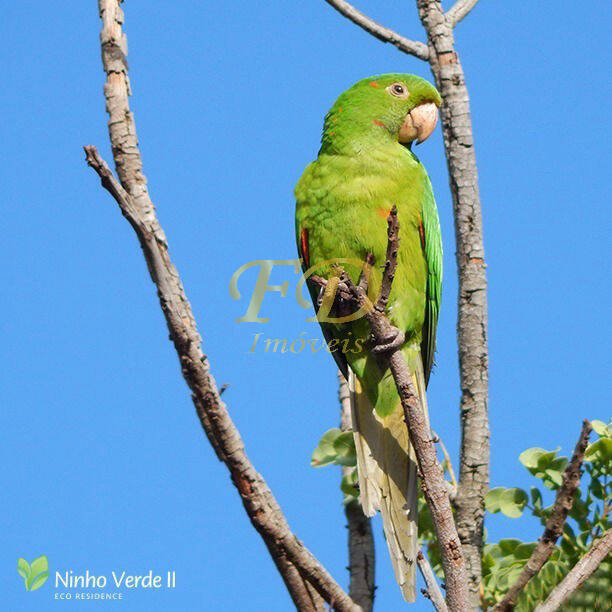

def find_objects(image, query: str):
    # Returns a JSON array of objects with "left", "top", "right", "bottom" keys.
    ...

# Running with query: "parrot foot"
[{"left": 371, "top": 327, "right": 405, "bottom": 354}]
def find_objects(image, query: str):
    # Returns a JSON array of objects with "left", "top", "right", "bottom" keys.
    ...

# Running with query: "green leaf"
[
  {"left": 28, "top": 571, "right": 49, "bottom": 591},
  {"left": 549, "top": 457, "right": 568, "bottom": 472},
  {"left": 498, "top": 539, "right": 522, "bottom": 556},
  {"left": 569, "top": 492, "right": 589, "bottom": 522},
  {"left": 484, "top": 487, "right": 505, "bottom": 513},
  {"left": 544, "top": 468, "right": 563, "bottom": 488},
  {"left": 486, "top": 487, "right": 529, "bottom": 518},
  {"left": 561, "top": 535, "right": 577, "bottom": 558},
  {"left": 590, "top": 420, "right": 609, "bottom": 437},
  {"left": 590, "top": 477, "right": 605, "bottom": 500},
  {"left": 17, "top": 558, "right": 30, "bottom": 581},
  {"left": 514, "top": 542, "right": 537, "bottom": 559},
  {"left": 482, "top": 553, "right": 496, "bottom": 574},
  {"left": 530, "top": 486, "right": 543, "bottom": 509},
  {"left": 500, "top": 488, "right": 528, "bottom": 518},
  {"left": 332, "top": 432, "right": 356, "bottom": 466},
  {"left": 311, "top": 428, "right": 342, "bottom": 467},
  {"left": 519, "top": 447, "right": 547, "bottom": 469},
  {"left": 585, "top": 438, "right": 612, "bottom": 463},
  {"left": 577, "top": 530, "right": 590, "bottom": 549},
  {"left": 536, "top": 448, "right": 560, "bottom": 469},
  {"left": 341, "top": 469, "right": 359, "bottom": 499}
]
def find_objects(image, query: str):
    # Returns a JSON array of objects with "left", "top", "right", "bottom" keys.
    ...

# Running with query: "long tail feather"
[{"left": 349, "top": 357, "right": 429, "bottom": 603}]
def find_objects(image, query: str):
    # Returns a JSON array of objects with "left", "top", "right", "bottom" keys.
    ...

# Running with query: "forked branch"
[
  {"left": 494, "top": 420, "right": 592, "bottom": 611},
  {"left": 86, "top": 2, "right": 358, "bottom": 610},
  {"left": 446, "top": 0, "right": 481, "bottom": 27},
  {"left": 536, "top": 529, "right": 612, "bottom": 612}
]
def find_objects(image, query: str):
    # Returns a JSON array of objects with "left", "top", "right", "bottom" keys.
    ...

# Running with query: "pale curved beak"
[{"left": 398, "top": 102, "right": 439, "bottom": 144}]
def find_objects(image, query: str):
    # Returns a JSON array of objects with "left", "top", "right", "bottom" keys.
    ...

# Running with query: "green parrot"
[{"left": 295, "top": 74, "right": 442, "bottom": 602}]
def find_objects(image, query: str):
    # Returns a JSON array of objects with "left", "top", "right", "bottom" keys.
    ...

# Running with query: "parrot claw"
[{"left": 371, "top": 327, "right": 405, "bottom": 354}]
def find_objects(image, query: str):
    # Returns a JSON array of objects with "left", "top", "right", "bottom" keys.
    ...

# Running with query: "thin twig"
[
  {"left": 494, "top": 420, "right": 592, "bottom": 611},
  {"left": 432, "top": 430, "right": 458, "bottom": 498},
  {"left": 535, "top": 529, "right": 612, "bottom": 612},
  {"left": 374, "top": 206, "right": 399, "bottom": 314},
  {"left": 417, "top": 550, "right": 449, "bottom": 612},
  {"left": 87, "top": 3, "right": 358, "bottom": 610},
  {"left": 446, "top": 0, "right": 480, "bottom": 26},
  {"left": 324, "top": 0, "right": 429, "bottom": 60}
]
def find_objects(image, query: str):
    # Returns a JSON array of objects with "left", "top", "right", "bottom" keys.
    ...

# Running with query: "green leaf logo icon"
[{"left": 17, "top": 556, "right": 49, "bottom": 591}]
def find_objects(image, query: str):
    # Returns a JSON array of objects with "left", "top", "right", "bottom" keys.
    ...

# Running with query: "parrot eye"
[{"left": 387, "top": 83, "right": 410, "bottom": 99}]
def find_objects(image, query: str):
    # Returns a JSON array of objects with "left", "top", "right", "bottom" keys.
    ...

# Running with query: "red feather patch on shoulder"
[
  {"left": 373, "top": 118, "right": 385, "bottom": 127},
  {"left": 418, "top": 221, "right": 426, "bottom": 250},
  {"left": 300, "top": 228, "right": 310, "bottom": 268}
]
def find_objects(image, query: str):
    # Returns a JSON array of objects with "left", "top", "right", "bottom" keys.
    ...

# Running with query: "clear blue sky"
[{"left": 2, "top": 1, "right": 609, "bottom": 609}]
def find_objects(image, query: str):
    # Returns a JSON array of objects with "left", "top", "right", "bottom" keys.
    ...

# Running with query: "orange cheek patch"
[{"left": 373, "top": 118, "right": 384, "bottom": 127}]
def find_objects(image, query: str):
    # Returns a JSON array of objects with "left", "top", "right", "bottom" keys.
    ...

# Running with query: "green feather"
[
  {"left": 295, "top": 74, "right": 443, "bottom": 602},
  {"left": 295, "top": 73, "right": 443, "bottom": 408}
]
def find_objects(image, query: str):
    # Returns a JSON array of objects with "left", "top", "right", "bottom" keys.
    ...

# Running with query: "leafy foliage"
[
  {"left": 312, "top": 428, "right": 359, "bottom": 503},
  {"left": 481, "top": 420, "right": 611, "bottom": 610},
  {"left": 311, "top": 428, "right": 357, "bottom": 468},
  {"left": 311, "top": 420, "right": 610, "bottom": 609}
]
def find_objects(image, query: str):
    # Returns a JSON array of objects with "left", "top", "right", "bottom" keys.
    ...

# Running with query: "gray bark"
[
  {"left": 88, "top": 2, "right": 360, "bottom": 610},
  {"left": 416, "top": 550, "right": 449, "bottom": 612},
  {"left": 339, "top": 372, "right": 375, "bottom": 611},
  {"left": 535, "top": 530, "right": 612, "bottom": 612},
  {"left": 416, "top": 3, "right": 489, "bottom": 604}
]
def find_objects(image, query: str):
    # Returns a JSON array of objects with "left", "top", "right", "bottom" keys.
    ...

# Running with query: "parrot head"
[{"left": 320, "top": 74, "right": 441, "bottom": 153}]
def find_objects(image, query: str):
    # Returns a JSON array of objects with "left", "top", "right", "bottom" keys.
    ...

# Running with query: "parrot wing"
[
  {"left": 297, "top": 225, "right": 349, "bottom": 379},
  {"left": 420, "top": 178, "right": 443, "bottom": 386}
]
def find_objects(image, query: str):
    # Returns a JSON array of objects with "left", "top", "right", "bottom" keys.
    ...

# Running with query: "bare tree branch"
[
  {"left": 314, "top": 209, "right": 470, "bottom": 610},
  {"left": 374, "top": 206, "right": 399, "bottom": 315},
  {"left": 324, "top": 0, "right": 429, "bottom": 60},
  {"left": 417, "top": 550, "right": 449, "bottom": 612},
  {"left": 446, "top": 0, "right": 480, "bottom": 26},
  {"left": 433, "top": 431, "right": 458, "bottom": 498},
  {"left": 535, "top": 529, "right": 612, "bottom": 612},
  {"left": 87, "top": 3, "right": 358, "bottom": 610},
  {"left": 494, "top": 420, "right": 592, "bottom": 611},
  {"left": 339, "top": 372, "right": 376, "bottom": 611}
]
